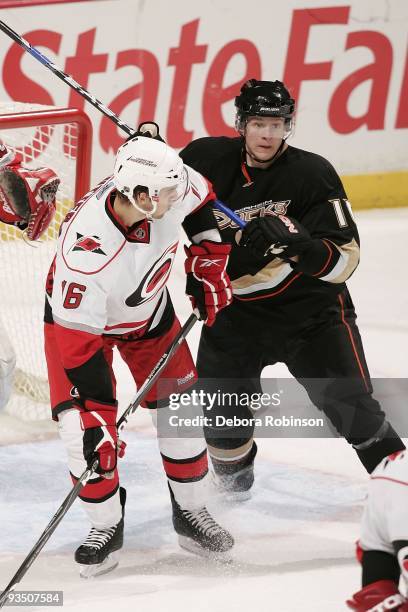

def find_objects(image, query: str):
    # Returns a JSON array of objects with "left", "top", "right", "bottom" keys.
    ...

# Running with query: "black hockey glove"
[{"left": 240, "top": 215, "right": 313, "bottom": 258}]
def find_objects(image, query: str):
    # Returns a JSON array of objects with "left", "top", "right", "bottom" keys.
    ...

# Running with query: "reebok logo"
[
  {"left": 199, "top": 258, "right": 222, "bottom": 268},
  {"left": 177, "top": 370, "right": 195, "bottom": 386}
]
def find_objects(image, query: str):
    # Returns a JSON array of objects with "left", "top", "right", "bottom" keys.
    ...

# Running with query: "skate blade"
[
  {"left": 79, "top": 552, "right": 119, "bottom": 579},
  {"left": 178, "top": 535, "right": 233, "bottom": 564}
]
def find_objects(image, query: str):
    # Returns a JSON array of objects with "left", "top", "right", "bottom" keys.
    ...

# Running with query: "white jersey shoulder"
[
  {"left": 371, "top": 450, "right": 408, "bottom": 484},
  {"left": 59, "top": 178, "right": 125, "bottom": 275},
  {"left": 183, "top": 164, "right": 213, "bottom": 215}
]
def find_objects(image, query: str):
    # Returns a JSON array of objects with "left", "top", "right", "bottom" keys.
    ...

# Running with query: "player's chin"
[{"left": 255, "top": 147, "right": 275, "bottom": 158}]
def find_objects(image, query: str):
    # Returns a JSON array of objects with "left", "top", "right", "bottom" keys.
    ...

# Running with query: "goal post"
[{"left": 0, "top": 103, "right": 93, "bottom": 421}]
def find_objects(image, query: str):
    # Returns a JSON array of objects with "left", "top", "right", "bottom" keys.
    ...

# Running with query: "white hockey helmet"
[{"left": 113, "top": 136, "right": 187, "bottom": 217}]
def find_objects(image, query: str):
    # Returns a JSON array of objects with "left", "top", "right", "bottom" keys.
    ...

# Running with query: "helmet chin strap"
[{"left": 128, "top": 193, "right": 158, "bottom": 219}]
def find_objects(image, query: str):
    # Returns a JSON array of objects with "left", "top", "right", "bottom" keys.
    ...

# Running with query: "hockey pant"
[
  {"left": 46, "top": 318, "right": 209, "bottom": 530},
  {"left": 196, "top": 288, "right": 404, "bottom": 474}
]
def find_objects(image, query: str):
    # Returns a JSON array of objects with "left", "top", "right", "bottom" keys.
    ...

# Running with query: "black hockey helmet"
[{"left": 235, "top": 79, "right": 295, "bottom": 130}]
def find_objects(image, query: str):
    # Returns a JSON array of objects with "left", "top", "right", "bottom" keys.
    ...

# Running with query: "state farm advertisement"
[{"left": 0, "top": 0, "right": 406, "bottom": 188}]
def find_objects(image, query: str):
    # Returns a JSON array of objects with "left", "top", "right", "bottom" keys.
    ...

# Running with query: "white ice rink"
[{"left": 1, "top": 208, "right": 407, "bottom": 611}]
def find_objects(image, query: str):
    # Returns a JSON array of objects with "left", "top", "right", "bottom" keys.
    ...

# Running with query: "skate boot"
[
  {"left": 169, "top": 486, "right": 234, "bottom": 560},
  {"left": 212, "top": 442, "right": 258, "bottom": 501},
  {"left": 75, "top": 487, "right": 126, "bottom": 578}
]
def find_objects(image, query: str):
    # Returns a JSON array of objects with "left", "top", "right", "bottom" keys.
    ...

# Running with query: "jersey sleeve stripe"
[{"left": 370, "top": 476, "right": 408, "bottom": 486}]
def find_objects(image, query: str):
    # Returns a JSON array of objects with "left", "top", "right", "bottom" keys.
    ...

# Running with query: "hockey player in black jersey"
[{"left": 180, "top": 79, "right": 405, "bottom": 497}]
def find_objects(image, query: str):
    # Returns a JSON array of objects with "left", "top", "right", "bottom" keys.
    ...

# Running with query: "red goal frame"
[
  {"left": 0, "top": 106, "right": 92, "bottom": 201},
  {"left": 0, "top": 0, "right": 96, "bottom": 8}
]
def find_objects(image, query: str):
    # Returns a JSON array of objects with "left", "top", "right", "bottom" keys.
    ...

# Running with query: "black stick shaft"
[
  {"left": 0, "top": 464, "right": 96, "bottom": 608},
  {"left": 0, "top": 315, "right": 198, "bottom": 607},
  {"left": 0, "top": 19, "right": 133, "bottom": 136},
  {"left": 0, "top": 20, "right": 245, "bottom": 227},
  {"left": 117, "top": 313, "right": 198, "bottom": 431}
]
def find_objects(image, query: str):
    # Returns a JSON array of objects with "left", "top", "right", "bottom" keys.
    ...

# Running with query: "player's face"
[
  {"left": 148, "top": 186, "right": 180, "bottom": 219},
  {"left": 244, "top": 116, "right": 286, "bottom": 166}
]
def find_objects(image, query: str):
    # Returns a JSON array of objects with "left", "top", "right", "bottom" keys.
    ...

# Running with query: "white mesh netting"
[{"left": 0, "top": 102, "right": 90, "bottom": 422}]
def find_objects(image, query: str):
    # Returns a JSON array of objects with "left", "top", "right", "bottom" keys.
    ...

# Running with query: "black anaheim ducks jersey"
[{"left": 180, "top": 137, "right": 360, "bottom": 325}]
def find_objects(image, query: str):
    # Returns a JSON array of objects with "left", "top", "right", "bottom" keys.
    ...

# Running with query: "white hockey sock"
[
  {"left": 150, "top": 408, "right": 210, "bottom": 509},
  {"left": 58, "top": 408, "right": 122, "bottom": 529}
]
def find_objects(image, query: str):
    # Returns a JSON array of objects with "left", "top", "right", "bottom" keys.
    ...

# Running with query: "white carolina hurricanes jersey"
[
  {"left": 49, "top": 166, "right": 212, "bottom": 335},
  {"left": 361, "top": 450, "right": 408, "bottom": 554}
]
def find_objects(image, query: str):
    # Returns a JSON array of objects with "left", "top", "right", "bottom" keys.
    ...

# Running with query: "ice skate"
[
  {"left": 211, "top": 442, "right": 257, "bottom": 502},
  {"left": 75, "top": 487, "right": 126, "bottom": 578},
  {"left": 170, "top": 487, "right": 234, "bottom": 561}
]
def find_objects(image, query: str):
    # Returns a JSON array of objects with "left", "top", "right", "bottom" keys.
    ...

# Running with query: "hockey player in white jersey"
[
  {"left": 347, "top": 449, "right": 408, "bottom": 611},
  {"left": 0, "top": 143, "right": 59, "bottom": 410},
  {"left": 44, "top": 126, "right": 234, "bottom": 576}
]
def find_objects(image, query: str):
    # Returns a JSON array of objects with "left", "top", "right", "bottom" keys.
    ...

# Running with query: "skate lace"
[
  {"left": 182, "top": 507, "right": 222, "bottom": 537},
  {"left": 82, "top": 526, "right": 116, "bottom": 550}
]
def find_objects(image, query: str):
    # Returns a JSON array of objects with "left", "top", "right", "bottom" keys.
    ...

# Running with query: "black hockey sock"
[
  {"left": 211, "top": 441, "right": 258, "bottom": 476},
  {"left": 362, "top": 550, "right": 401, "bottom": 586},
  {"left": 354, "top": 424, "right": 405, "bottom": 473}
]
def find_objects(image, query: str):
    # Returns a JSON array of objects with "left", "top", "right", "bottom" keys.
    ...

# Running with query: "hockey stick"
[
  {"left": 0, "top": 462, "right": 96, "bottom": 608},
  {"left": 0, "top": 313, "right": 197, "bottom": 608},
  {"left": 214, "top": 199, "right": 245, "bottom": 229},
  {"left": 117, "top": 312, "right": 198, "bottom": 431},
  {"left": 0, "top": 20, "right": 133, "bottom": 137},
  {"left": 0, "top": 20, "right": 244, "bottom": 227}
]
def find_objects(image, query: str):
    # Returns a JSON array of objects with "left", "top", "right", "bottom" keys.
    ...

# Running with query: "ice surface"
[{"left": 1, "top": 208, "right": 407, "bottom": 611}]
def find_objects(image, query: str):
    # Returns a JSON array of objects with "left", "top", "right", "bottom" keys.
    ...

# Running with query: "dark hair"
[{"left": 117, "top": 184, "right": 149, "bottom": 204}]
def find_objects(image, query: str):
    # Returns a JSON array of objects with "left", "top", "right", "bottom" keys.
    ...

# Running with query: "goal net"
[{"left": 0, "top": 103, "right": 92, "bottom": 421}]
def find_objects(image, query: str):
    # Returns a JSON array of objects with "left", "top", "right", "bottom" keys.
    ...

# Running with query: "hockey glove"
[
  {"left": 184, "top": 240, "right": 232, "bottom": 326},
  {"left": 346, "top": 580, "right": 408, "bottom": 611},
  {"left": 240, "top": 214, "right": 313, "bottom": 258},
  {"left": 77, "top": 398, "right": 122, "bottom": 477},
  {"left": 0, "top": 160, "right": 59, "bottom": 240}
]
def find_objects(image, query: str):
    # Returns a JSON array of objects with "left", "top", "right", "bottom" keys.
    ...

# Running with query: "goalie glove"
[
  {"left": 77, "top": 398, "right": 124, "bottom": 477},
  {"left": 184, "top": 240, "right": 232, "bottom": 327},
  {"left": 240, "top": 214, "right": 313, "bottom": 258},
  {"left": 0, "top": 159, "right": 60, "bottom": 241},
  {"left": 346, "top": 580, "right": 408, "bottom": 611}
]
